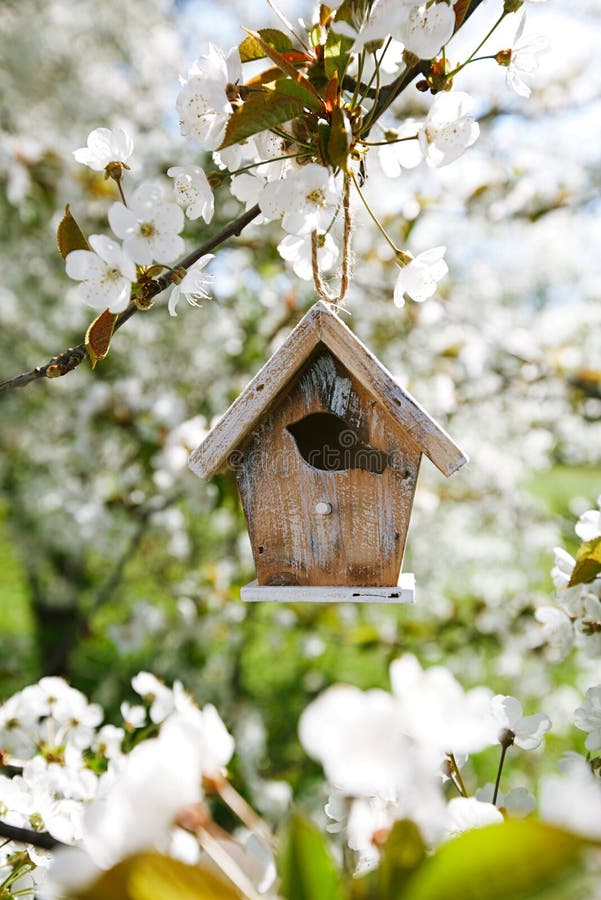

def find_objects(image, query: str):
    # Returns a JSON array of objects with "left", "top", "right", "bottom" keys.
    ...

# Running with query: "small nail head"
[{"left": 315, "top": 501, "right": 332, "bottom": 515}]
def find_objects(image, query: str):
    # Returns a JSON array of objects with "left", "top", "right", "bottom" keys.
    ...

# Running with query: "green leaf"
[
  {"left": 400, "top": 819, "right": 587, "bottom": 900},
  {"left": 324, "top": 30, "right": 353, "bottom": 80},
  {"left": 219, "top": 92, "right": 306, "bottom": 149},
  {"left": 274, "top": 77, "right": 323, "bottom": 113},
  {"left": 57, "top": 204, "right": 90, "bottom": 259},
  {"left": 85, "top": 309, "right": 118, "bottom": 369},
  {"left": 239, "top": 28, "right": 293, "bottom": 62},
  {"left": 327, "top": 105, "right": 352, "bottom": 170},
  {"left": 279, "top": 813, "right": 344, "bottom": 900},
  {"left": 378, "top": 819, "right": 427, "bottom": 898},
  {"left": 567, "top": 535, "right": 601, "bottom": 587},
  {"left": 77, "top": 852, "right": 240, "bottom": 900}
]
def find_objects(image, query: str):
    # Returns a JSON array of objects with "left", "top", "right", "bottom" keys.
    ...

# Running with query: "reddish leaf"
[
  {"left": 454, "top": 0, "right": 472, "bottom": 29},
  {"left": 85, "top": 309, "right": 118, "bottom": 369},
  {"left": 242, "top": 29, "right": 321, "bottom": 103}
]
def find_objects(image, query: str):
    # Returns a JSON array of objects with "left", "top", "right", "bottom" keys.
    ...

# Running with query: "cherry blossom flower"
[
  {"left": 393, "top": 246, "right": 448, "bottom": 306},
  {"left": 120, "top": 701, "right": 146, "bottom": 730},
  {"left": 401, "top": 2, "right": 456, "bottom": 59},
  {"left": 418, "top": 91, "right": 479, "bottom": 168},
  {"left": 131, "top": 671, "right": 175, "bottom": 723},
  {"left": 299, "top": 684, "right": 413, "bottom": 797},
  {"left": 109, "top": 183, "right": 184, "bottom": 266},
  {"left": 277, "top": 232, "right": 339, "bottom": 281},
  {"left": 176, "top": 44, "right": 241, "bottom": 151},
  {"left": 168, "top": 254, "right": 214, "bottom": 317},
  {"left": 535, "top": 605, "right": 574, "bottom": 659},
  {"left": 332, "top": 0, "right": 407, "bottom": 53},
  {"left": 475, "top": 783, "right": 536, "bottom": 818},
  {"left": 540, "top": 756, "right": 601, "bottom": 840},
  {"left": 574, "top": 685, "right": 601, "bottom": 752},
  {"left": 442, "top": 797, "right": 503, "bottom": 841},
  {"left": 65, "top": 235, "right": 136, "bottom": 313},
  {"left": 490, "top": 695, "right": 551, "bottom": 749},
  {"left": 378, "top": 120, "right": 423, "bottom": 177},
  {"left": 389, "top": 655, "right": 496, "bottom": 755},
  {"left": 504, "top": 15, "right": 547, "bottom": 99},
  {"left": 73, "top": 127, "right": 133, "bottom": 172},
  {"left": 167, "top": 165, "right": 214, "bottom": 223},
  {"left": 575, "top": 500, "right": 601, "bottom": 542},
  {"left": 258, "top": 164, "right": 339, "bottom": 235},
  {"left": 551, "top": 546, "right": 576, "bottom": 590},
  {"left": 230, "top": 172, "right": 269, "bottom": 220}
]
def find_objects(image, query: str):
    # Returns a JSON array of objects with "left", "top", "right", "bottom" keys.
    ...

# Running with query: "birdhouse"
[{"left": 189, "top": 301, "right": 467, "bottom": 603}]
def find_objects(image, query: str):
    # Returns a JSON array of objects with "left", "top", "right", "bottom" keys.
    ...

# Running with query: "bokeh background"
[{"left": 1, "top": 0, "right": 600, "bottom": 806}]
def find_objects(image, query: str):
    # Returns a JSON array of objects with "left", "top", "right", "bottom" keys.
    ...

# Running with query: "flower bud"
[
  {"left": 495, "top": 48, "right": 512, "bottom": 68},
  {"left": 503, "top": 0, "right": 524, "bottom": 12}
]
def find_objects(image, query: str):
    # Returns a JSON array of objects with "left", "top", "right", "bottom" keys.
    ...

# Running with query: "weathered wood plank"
[
  {"left": 317, "top": 308, "right": 467, "bottom": 476},
  {"left": 241, "top": 575, "right": 415, "bottom": 603},
  {"left": 189, "top": 301, "right": 468, "bottom": 480},
  {"left": 189, "top": 303, "right": 323, "bottom": 478}
]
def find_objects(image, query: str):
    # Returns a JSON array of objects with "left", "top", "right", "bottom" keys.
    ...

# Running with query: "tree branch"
[
  {"left": 0, "top": 204, "right": 261, "bottom": 396},
  {"left": 0, "top": 819, "right": 63, "bottom": 850}
]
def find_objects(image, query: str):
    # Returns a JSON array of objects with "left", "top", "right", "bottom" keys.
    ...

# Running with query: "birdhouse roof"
[{"left": 189, "top": 301, "right": 468, "bottom": 479}]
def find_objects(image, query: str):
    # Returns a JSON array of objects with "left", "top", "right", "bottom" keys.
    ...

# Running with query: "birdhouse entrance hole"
[{"left": 286, "top": 411, "right": 388, "bottom": 474}]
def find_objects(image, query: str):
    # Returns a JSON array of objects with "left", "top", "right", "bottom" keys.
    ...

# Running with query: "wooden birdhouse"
[{"left": 189, "top": 301, "right": 467, "bottom": 603}]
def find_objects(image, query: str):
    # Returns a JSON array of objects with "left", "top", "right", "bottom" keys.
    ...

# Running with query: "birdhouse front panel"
[{"left": 234, "top": 346, "right": 422, "bottom": 587}]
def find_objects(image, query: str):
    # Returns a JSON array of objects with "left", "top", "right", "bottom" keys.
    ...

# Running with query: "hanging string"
[{"left": 311, "top": 173, "right": 352, "bottom": 306}]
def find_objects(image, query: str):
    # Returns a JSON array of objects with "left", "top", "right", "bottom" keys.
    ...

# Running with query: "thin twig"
[{"left": 0, "top": 204, "right": 261, "bottom": 395}]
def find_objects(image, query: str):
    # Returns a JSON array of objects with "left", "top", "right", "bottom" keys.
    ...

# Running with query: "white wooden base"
[{"left": 241, "top": 574, "right": 415, "bottom": 604}]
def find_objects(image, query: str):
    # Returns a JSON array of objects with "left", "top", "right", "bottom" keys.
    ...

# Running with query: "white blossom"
[
  {"left": 258, "top": 164, "right": 339, "bottom": 235},
  {"left": 277, "top": 232, "right": 339, "bottom": 281},
  {"left": 168, "top": 254, "right": 214, "bottom": 317},
  {"left": 574, "top": 685, "right": 601, "bottom": 752},
  {"left": 109, "top": 183, "right": 184, "bottom": 266},
  {"left": 551, "top": 546, "right": 576, "bottom": 590},
  {"left": 575, "top": 502, "right": 601, "bottom": 542},
  {"left": 506, "top": 15, "right": 548, "bottom": 99},
  {"left": 540, "top": 756, "right": 601, "bottom": 840},
  {"left": 400, "top": 2, "right": 456, "bottom": 59},
  {"left": 475, "top": 783, "right": 536, "bottom": 818},
  {"left": 378, "top": 120, "right": 423, "bottom": 177},
  {"left": 442, "top": 797, "right": 503, "bottom": 841},
  {"left": 299, "top": 685, "right": 408, "bottom": 797},
  {"left": 490, "top": 695, "right": 551, "bottom": 749},
  {"left": 390, "top": 655, "right": 496, "bottom": 755},
  {"left": 535, "top": 606, "right": 574, "bottom": 659},
  {"left": 176, "top": 45, "right": 241, "bottom": 151},
  {"left": 418, "top": 92, "right": 479, "bottom": 168},
  {"left": 167, "top": 165, "right": 214, "bottom": 223},
  {"left": 65, "top": 235, "right": 136, "bottom": 313},
  {"left": 73, "top": 127, "right": 133, "bottom": 172},
  {"left": 131, "top": 672, "right": 175, "bottom": 723},
  {"left": 120, "top": 702, "right": 146, "bottom": 730},
  {"left": 393, "top": 246, "right": 448, "bottom": 306}
]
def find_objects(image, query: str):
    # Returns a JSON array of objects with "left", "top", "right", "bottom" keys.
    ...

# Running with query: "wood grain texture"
[
  {"left": 236, "top": 348, "right": 422, "bottom": 586},
  {"left": 189, "top": 301, "right": 468, "bottom": 479},
  {"left": 241, "top": 575, "right": 415, "bottom": 604}
]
